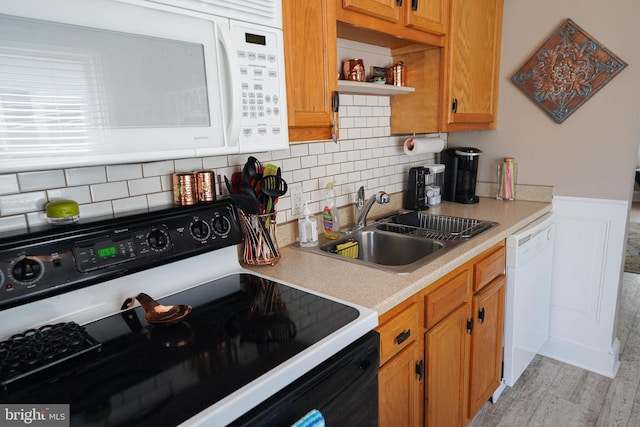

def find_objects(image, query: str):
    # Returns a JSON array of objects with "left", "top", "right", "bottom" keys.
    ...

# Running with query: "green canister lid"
[{"left": 46, "top": 200, "right": 80, "bottom": 224}]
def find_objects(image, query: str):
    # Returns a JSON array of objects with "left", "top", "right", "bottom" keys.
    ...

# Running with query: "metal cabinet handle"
[
  {"left": 467, "top": 318, "right": 474, "bottom": 334},
  {"left": 331, "top": 91, "right": 339, "bottom": 143},
  {"left": 415, "top": 360, "right": 424, "bottom": 380},
  {"left": 478, "top": 307, "right": 486, "bottom": 324},
  {"left": 395, "top": 329, "right": 411, "bottom": 345},
  {"left": 452, "top": 98, "right": 458, "bottom": 113},
  {"left": 396, "top": 0, "right": 403, "bottom": 6},
  {"left": 412, "top": 0, "right": 418, "bottom": 11}
]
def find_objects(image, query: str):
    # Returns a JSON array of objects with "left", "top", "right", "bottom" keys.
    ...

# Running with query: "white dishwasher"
[{"left": 503, "top": 212, "right": 555, "bottom": 387}]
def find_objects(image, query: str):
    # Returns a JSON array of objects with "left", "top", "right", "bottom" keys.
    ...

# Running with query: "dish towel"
[{"left": 291, "top": 409, "right": 325, "bottom": 427}]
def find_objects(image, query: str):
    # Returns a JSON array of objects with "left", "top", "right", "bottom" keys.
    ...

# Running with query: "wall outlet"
[{"left": 291, "top": 187, "right": 303, "bottom": 216}]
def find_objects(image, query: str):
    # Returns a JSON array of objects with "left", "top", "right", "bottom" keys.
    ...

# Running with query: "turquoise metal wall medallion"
[{"left": 511, "top": 19, "right": 627, "bottom": 124}]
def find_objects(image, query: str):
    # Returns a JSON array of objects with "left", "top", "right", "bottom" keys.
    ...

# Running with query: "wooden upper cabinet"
[
  {"left": 342, "top": 0, "right": 447, "bottom": 35},
  {"left": 283, "top": 0, "right": 338, "bottom": 142},
  {"left": 443, "top": 0, "right": 503, "bottom": 131},
  {"left": 405, "top": 0, "right": 448, "bottom": 35},
  {"left": 343, "top": 0, "right": 401, "bottom": 23}
]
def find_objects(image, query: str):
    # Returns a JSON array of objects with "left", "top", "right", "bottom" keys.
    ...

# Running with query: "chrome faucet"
[{"left": 355, "top": 186, "right": 390, "bottom": 229}]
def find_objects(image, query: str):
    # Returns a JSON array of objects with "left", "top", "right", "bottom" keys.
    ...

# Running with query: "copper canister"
[
  {"left": 173, "top": 172, "right": 197, "bottom": 205},
  {"left": 387, "top": 61, "right": 406, "bottom": 86},
  {"left": 195, "top": 170, "right": 216, "bottom": 202}
]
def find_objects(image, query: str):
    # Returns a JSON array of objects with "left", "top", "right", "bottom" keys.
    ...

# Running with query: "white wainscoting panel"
[{"left": 540, "top": 196, "right": 628, "bottom": 378}]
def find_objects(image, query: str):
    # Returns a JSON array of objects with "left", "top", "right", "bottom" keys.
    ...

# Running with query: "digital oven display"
[
  {"left": 245, "top": 33, "right": 266, "bottom": 46},
  {"left": 97, "top": 246, "right": 117, "bottom": 259}
]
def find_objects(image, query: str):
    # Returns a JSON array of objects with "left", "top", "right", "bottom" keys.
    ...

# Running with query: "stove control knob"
[
  {"left": 190, "top": 219, "right": 211, "bottom": 241},
  {"left": 212, "top": 216, "right": 231, "bottom": 236},
  {"left": 147, "top": 229, "right": 170, "bottom": 251},
  {"left": 11, "top": 257, "right": 44, "bottom": 285}
]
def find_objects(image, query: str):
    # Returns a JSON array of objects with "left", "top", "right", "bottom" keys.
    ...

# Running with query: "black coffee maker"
[{"left": 441, "top": 147, "right": 482, "bottom": 204}]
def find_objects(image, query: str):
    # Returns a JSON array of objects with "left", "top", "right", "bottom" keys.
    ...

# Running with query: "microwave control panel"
[{"left": 231, "top": 21, "right": 288, "bottom": 151}]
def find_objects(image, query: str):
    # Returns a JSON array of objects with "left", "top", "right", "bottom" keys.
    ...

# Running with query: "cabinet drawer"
[
  {"left": 377, "top": 302, "right": 420, "bottom": 366},
  {"left": 424, "top": 269, "right": 470, "bottom": 329},
  {"left": 474, "top": 244, "right": 505, "bottom": 292}
]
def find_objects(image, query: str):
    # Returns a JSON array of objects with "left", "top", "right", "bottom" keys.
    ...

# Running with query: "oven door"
[{"left": 227, "top": 331, "right": 379, "bottom": 427}]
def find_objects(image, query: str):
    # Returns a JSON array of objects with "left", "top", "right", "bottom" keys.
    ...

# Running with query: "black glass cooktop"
[{"left": 3, "top": 273, "right": 360, "bottom": 427}]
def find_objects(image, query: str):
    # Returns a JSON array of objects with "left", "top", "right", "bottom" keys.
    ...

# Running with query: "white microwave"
[{"left": 0, "top": 0, "right": 288, "bottom": 173}]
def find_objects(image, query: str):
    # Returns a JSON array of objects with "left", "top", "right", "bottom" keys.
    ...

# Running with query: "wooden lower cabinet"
[
  {"left": 467, "top": 275, "right": 505, "bottom": 421},
  {"left": 425, "top": 302, "right": 471, "bottom": 427},
  {"left": 422, "top": 241, "right": 506, "bottom": 427},
  {"left": 377, "top": 296, "right": 423, "bottom": 427},
  {"left": 379, "top": 340, "right": 423, "bottom": 426},
  {"left": 377, "top": 242, "right": 505, "bottom": 426}
]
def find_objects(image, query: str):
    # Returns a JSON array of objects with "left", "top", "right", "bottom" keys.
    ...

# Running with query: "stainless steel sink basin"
[
  {"left": 294, "top": 226, "right": 458, "bottom": 274},
  {"left": 321, "top": 229, "right": 445, "bottom": 266},
  {"left": 292, "top": 212, "right": 497, "bottom": 274}
]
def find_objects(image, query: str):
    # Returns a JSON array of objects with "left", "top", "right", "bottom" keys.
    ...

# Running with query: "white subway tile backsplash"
[
  {"left": 174, "top": 158, "right": 204, "bottom": 172},
  {"left": 0, "top": 191, "right": 47, "bottom": 216},
  {"left": 289, "top": 144, "right": 309, "bottom": 157},
  {"left": 90, "top": 181, "right": 129, "bottom": 202},
  {"left": 147, "top": 192, "right": 174, "bottom": 209},
  {"left": 26, "top": 211, "right": 48, "bottom": 229},
  {"left": 308, "top": 142, "right": 326, "bottom": 155},
  {"left": 339, "top": 94, "right": 353, "bottom": 106},
  {"left": 128, "top": 177, "right": 162, "bottom": 196},
  {"left": 301, "top": 156, "right": 318, "bottom": 169},
  {"left": 18, "top": 170, "right": 66, "bottom": 192},
  {"left": 353, "top": 95, "right": 367, "bottom": 105},
  {"left": 107, "top": 164, "right": 143, "bottom": 181},
  {"left": 47, "top": 186, "right": 92, "bottom": 204},
  {"left": 201, "top": 156, "right": 229, "bottom": 169},
  {"left": 0, "top": 175, "right": 19, "bottom": 195},
  {"left": 282, "top": 157, "right": 302, "bottom": 171},
  {"left": 0, "top": 94, "right": 441, "bottom": 231},
  {"left": 113, "top": 195, "right": 148, "bottom": 215},
  {"left": 142, "top": 160, "right": 175, "bottom": 177},
  {"left": 65, "top": 166, "right": 107, "bottom": 186},
  {"left": 0, "top": 214, "right": 27, "bottom": 233},
  {"left": 79, "top": 201, "right": 114, "bottom": 219},
  {"left": 292, "top": 168, "right": 311, "bottom": 183}
]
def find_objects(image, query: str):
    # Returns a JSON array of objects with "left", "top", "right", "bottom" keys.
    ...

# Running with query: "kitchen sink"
[
  {"left": 294, "top": 226, "right": 458, "bottom": 274},
  {"left": 292, "top": 212, "right": 497, "bottom": 274},
  {"left": 322, "top": 229, "right": 445, "bottom": 266}
]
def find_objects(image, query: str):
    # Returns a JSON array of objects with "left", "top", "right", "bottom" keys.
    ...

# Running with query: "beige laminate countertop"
[{"left": 244, "top": 197, "right": 551, "bottom": 316}]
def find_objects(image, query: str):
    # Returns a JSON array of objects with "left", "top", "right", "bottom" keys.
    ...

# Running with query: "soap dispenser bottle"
[
  {"left": 298, "top": 201, "right": 318, "bottom": 247},
  {"left": 323, "top": 182, "right": 340, "bottom": 239}
]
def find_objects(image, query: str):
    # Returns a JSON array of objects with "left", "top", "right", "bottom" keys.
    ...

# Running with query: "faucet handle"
[
  {"left": 357, "top": 186, "right": 365, "bottom": 210},
  {"left": 376, "top": 191, "right": 390, "bottom": 204}
]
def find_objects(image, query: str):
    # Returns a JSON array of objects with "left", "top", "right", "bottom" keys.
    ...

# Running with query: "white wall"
[{"left": 450, "top": 0, "right": 640, "bottom": 201}]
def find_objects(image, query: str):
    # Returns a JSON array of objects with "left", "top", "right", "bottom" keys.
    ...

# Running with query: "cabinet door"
[
  {"left": 468, "top": 275, "right": 506, "bottom": 419},
  {"left": 379, "top": 340, "right": 423, "bottom": 427},
  {"left": 343, "top": 0, "right": 400, "bottom": 23},
  {"left": 425, "top": 302, "right": 470, "bottom": 427},
  {"left": 283, "top": 0, "right": 338, "bottom": 142},
  {"left": 405, "top": 0, "right": 448, "bottom": 35},
  {"left": 444, "top": 0, "right": 503, "bottom": 130}
]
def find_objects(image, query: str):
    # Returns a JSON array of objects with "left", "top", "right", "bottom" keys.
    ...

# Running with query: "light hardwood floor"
[{"left": 469, "top": 207, "right": 640, "bottom": 426}]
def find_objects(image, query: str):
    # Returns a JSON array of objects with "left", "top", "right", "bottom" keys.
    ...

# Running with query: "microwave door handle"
[{"left": 215, "top": 22, "right": 242, "bottom": 149}]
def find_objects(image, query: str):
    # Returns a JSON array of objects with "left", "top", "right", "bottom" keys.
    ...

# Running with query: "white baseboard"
[{"left": 540, "top": 337, "right": 621, "bottom": 378}]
